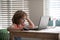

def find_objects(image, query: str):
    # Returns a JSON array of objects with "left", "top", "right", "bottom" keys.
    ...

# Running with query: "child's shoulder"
[{"left": 7, "top": 24, "right": 17, "bottom": 30}]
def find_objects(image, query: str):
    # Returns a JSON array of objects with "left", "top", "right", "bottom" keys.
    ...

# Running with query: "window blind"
[
  {"left": 44, "top": 0, "right": 60, "bottom": 18},
  {"left": 0, "top": 0, "right": 2, "bottom": 27},
  {"left": 0, "top": 0, "right": 29, "bottom": 28},
  {"left": 0, "top": 0, "right": 9, "bottom": 28}
]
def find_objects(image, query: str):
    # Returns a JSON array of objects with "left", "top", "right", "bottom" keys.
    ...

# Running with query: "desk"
[{"left": 8, "top": 27, "right": 60, "bottom": 40}]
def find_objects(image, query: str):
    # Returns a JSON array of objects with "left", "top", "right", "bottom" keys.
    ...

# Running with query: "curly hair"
[{"left": 12, "top": 10, "right": 27, "bottom": 25}]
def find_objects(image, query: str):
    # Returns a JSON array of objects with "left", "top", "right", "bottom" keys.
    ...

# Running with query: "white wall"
[{"left": 29, "top": 0, "right": 43, "bottom": 25}]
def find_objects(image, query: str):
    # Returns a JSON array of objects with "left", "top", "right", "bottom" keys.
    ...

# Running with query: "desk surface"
[{"left": 9, "top": 27, "right": 60, "bottom": 34}]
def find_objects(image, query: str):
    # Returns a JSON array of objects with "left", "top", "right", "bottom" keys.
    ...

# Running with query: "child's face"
[{"left": 19, "top": 16, "right": 27, "bottom": 24}]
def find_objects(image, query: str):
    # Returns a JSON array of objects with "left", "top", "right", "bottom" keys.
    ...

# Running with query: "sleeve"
[{"left": 23, "top": 20, "right": 29, "bottom": 29}]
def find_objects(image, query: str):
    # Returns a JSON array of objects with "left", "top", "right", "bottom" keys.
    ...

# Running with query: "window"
[
  {"left": 0, "top": 0, "right": 29, "bottom": 28},
  {"left": 44, "top": 0, "right": 60, "bottom": 26}
]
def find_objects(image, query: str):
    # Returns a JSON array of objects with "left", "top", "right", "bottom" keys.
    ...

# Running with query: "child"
[
  {"left": 8, "top": 10, "right": 35, "bottom": 40},
  {"left": 11, "top": 10, "right": 35, "bottom": 30}
]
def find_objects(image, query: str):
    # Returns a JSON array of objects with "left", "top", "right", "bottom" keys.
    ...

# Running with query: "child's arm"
[{"left": 26, "top": 18, "right": 35, "bottom": 29}]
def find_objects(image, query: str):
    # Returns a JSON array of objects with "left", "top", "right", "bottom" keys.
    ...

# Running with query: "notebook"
[{"left": 38, "top": 16, "right": 49, "bottom": 30}]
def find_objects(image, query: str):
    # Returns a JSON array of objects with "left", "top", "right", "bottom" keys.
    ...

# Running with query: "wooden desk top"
[{"left": 9, "top": 27, "right": 60, "bottom": 40}]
